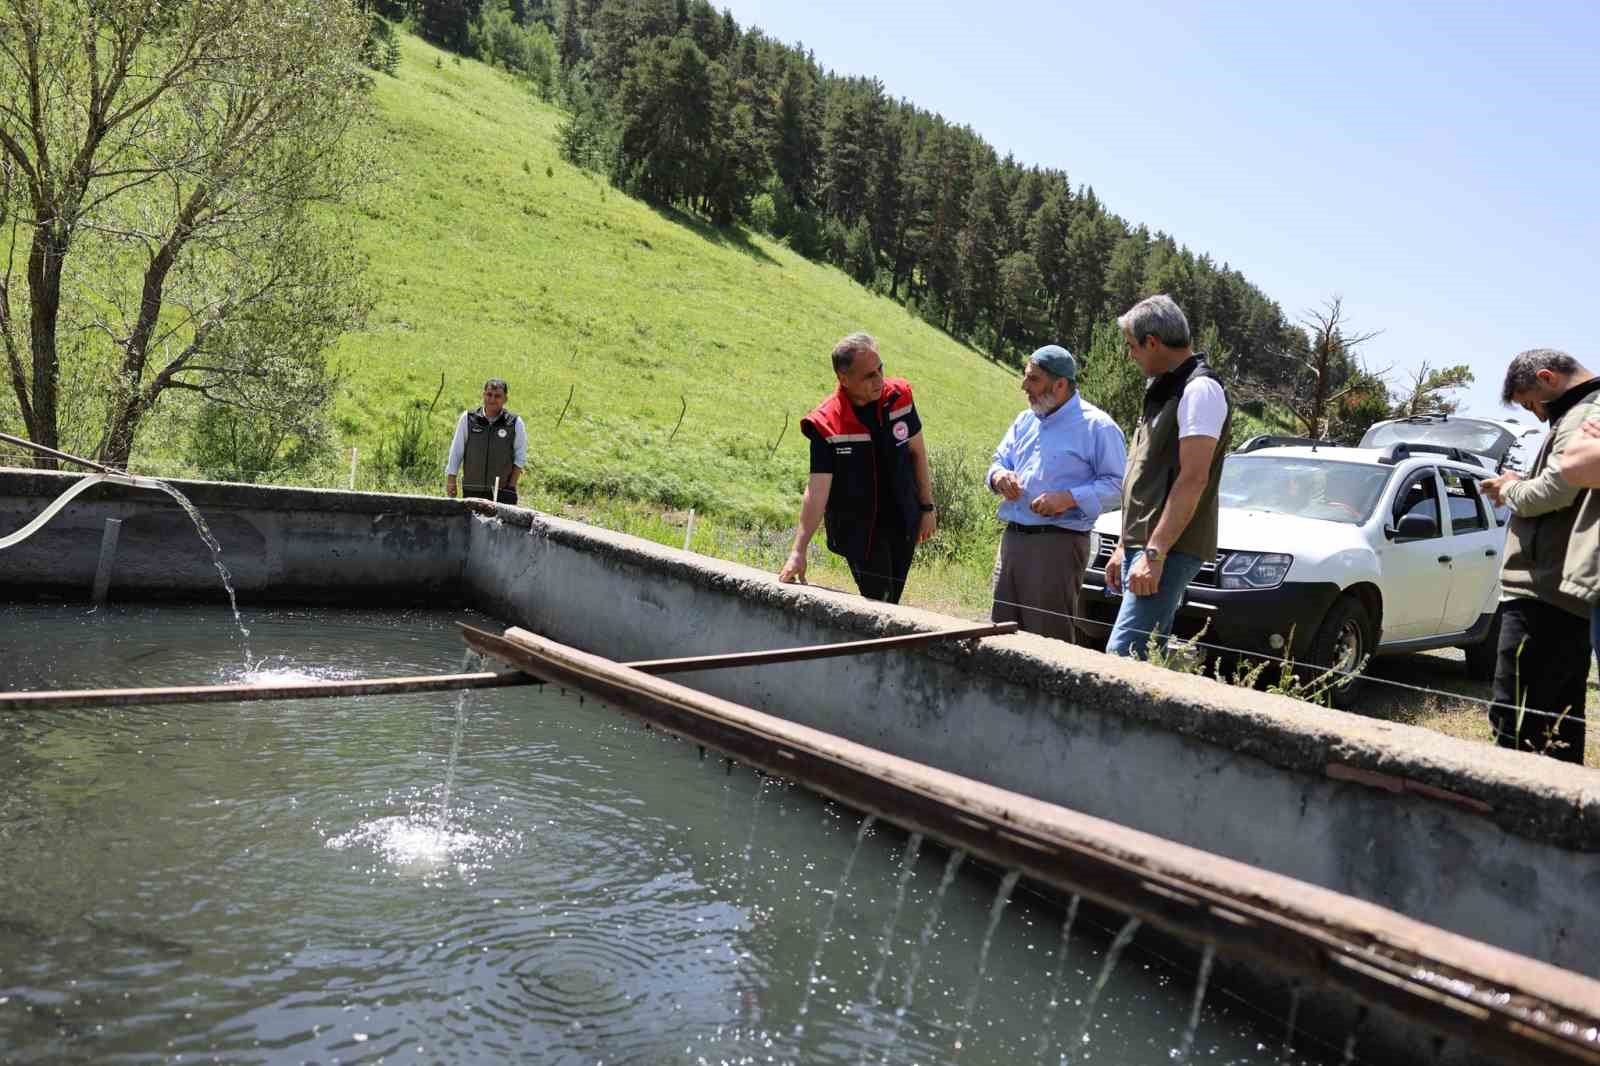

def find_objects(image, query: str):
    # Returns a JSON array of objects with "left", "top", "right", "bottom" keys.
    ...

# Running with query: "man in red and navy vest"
[{"left": 778, "top": 332, "right": 937, "bottom": 603}]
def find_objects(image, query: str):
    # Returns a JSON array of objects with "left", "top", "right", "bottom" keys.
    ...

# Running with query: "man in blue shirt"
[{"left": 986, "top": 345, "right": 1127, "bottom": 644}]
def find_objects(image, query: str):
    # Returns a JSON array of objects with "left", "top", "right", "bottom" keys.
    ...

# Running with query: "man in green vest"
[
  {"left": 1103, "top": 295, "right": 1232, "bottom": 658},
  {"left": 444, "top": 378, "right": 527, "bottom": 506}
]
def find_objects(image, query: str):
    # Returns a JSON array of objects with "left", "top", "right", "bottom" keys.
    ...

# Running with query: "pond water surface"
[{"left": 0, "top": 606, "right": 1334, "bottom": 1065}]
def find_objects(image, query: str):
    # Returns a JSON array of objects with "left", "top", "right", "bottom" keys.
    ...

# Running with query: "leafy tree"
[
  {"left": 614, "top": 34, "right": 717, "bottom": 207},
  {"left": 0, "top": 0, "right": 375, "bottom": 467},
  {"left": 416, "top": 0, "right": 478, "bottom": 53},
  {"left": 1254, "top": 298, "right": 1384, "bottom": 441},
  {"left": 1392, "top": 361, "right": 1474, "bottom": 417}
]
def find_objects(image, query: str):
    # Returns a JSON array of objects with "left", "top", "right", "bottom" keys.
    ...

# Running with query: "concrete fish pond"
[{"left": 2, "top": 467, "right": 1599, "bottom": 1064}]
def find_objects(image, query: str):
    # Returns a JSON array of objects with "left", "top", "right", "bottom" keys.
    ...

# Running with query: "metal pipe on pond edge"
[{"left": 460, "top": 622, "right": 1600, "bottom": 1066}]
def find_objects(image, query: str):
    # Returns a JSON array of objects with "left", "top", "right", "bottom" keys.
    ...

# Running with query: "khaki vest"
[
  {"left": 461, "top": 408, "right": 520, "bottom": 496},
  {"left": 1120, "top": 355, "right": 1231, "bottom": 561}
]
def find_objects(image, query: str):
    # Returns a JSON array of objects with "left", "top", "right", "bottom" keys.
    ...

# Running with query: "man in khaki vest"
[
  {"left": 1479, "top": 350, "right": 1598, "bottom": 763},
  {"left": 1103, "top": 295, "right": 1231, "bottom": 658},
  {"left": 444, "top": 378, "right": 527, "bottom": 506}
]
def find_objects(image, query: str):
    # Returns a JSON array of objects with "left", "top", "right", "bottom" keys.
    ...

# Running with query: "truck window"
[
  {"left": 1440, "top": 469, "right": 1488, "bottom": 534},
  {"left": 1391, "top": 469, "right": 1442, "bottom": 536}
]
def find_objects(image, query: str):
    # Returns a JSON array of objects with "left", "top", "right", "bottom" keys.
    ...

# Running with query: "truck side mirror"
[{"left": 1387, "top": 513, "right": 1439, "bottom": 541}]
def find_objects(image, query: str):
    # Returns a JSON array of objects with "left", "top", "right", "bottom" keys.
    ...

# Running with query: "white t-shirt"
[{"left": 1177, "top": 377, "right": 1227, "bottom": 440}]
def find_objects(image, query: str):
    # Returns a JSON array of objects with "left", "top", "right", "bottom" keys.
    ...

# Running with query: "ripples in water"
[{"left": 0, "top": 606, "right": 1332, "bottom": 1065}]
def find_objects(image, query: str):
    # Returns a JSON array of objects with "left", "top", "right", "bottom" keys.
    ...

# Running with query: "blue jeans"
[{"left": 1106, "top": 549, "right": 1207, "bottom": 659}]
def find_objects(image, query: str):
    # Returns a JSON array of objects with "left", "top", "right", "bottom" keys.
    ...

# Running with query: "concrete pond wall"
[{"left": 4, "top": 469, "right": 1598, "bottom": 1058}]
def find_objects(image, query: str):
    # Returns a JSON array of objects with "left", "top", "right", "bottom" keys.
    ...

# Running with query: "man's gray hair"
[
  {"left": 1501, "top": 349, "right": 1580, "bottom": 404},
  {"left": 832, "top": 332, "right": 877, "bottom": 374},
  {"left": 1117, "top": 294, "right": 1191, "bottom": 348},
  {"left": 483, "top": 378, "right": 509, "bottom": 395}
]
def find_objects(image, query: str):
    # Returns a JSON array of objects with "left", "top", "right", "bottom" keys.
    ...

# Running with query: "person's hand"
[
  {"left": 916, "top": 509, "right": 937, "bottom": 544},
  {"left": 1584, "top": 418, "right": 1600, "bottom": 439},
  {"left": 778, "top": 549, "right": 807, "bottom": 585},
  {"left": 1127, "top": 550, "right": 1163, "bottom": 597},
  {"left": 1481, "top": 472, "right": 1520, "bottom": 506},
  {"left": 1029, "top": 490, "right": 1076, "bottom": 517},
  {"left": 1104, "top": 545, "right": 1125, "bottom": 594},
  {"left": 991, "top": 471, "right": 1023, "bottom": 501}
]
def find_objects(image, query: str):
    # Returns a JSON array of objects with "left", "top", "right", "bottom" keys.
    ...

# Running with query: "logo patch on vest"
[
  {"left": 892, "top": 420, "right": 910, "bottom": 442},
  {"left": 497, "top": 428, "right": 508, "bottom": 438}
]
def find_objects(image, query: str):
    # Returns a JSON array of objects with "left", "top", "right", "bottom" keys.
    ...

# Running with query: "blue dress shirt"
[{"left": 986, "top": 394, "right": 1127, "bottom": 531}]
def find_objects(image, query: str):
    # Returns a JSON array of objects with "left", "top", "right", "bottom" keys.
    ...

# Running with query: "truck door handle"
[
  {"left": 1484, "top": 548, "right": 1497, "bottom": 557},
  {"left": 1437, "top": 555, "right": 1453, "bottom": 564}
]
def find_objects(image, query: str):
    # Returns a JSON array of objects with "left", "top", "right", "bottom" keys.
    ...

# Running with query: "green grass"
[{"left": 318, "top": 35, "right": 1025, "bottom": 527}]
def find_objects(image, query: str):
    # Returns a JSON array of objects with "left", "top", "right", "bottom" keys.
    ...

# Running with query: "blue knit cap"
[{"left": 1029, "top": 345, "right": 1077, "bottom": 381}]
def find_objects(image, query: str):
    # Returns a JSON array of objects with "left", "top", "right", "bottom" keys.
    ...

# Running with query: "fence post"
[
  {"left": 348, "top": 446, "right": 358, "bottom": 490},
  {"left": 682, "top": 508, "right": 696, "bottom": 552}
]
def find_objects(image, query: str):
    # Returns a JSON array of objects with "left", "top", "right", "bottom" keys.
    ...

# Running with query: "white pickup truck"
[{"left": 1079, "top": 416, "right": 1543, "bottom": 705}]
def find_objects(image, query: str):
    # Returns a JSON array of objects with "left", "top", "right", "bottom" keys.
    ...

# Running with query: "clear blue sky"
[{"left": 717, "top": 0, "right": 1597, "bottom": 418}]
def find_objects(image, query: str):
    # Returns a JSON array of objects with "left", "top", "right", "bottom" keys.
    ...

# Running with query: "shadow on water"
[{"left": 643, "top": 202, "right": 780, "bottom": 266}]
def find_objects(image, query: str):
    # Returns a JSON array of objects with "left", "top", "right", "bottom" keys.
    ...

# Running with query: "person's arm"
[
  {"left": 1563, "top": 425, "right": 1600, "bottom": 489},
  {"left": 986, "top": 417, "right": 1022, "bottom": 499},
  {"left": 508, "top": 416, "right": 528, "bottom": 489},
  {"left": 1063, "top": 419, "right": 1127, "bottom": 523},
  {"left": 1498, "top": 411, "right": 1586, "bottom": 516},
  {"left": 779, "top": 473, "right": 832, "bottom": 583},
  {"left": 907, "top": 431, "right": 937, "bottom": 543},
  {"left": 443, "top": 414, "right": 468, "bottom": 497},
  {"left": 1126, "top": 434, "right": 1218, "bottom": 596}
]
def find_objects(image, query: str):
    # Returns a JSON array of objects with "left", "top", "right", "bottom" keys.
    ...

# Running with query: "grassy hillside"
[{"left": 327, "top": 34, "right": 1024, "bottom": 528}]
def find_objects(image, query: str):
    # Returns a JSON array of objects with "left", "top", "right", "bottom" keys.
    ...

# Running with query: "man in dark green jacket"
[
  {"left": 1103, "top": 295, "right": 1231, "bottom": 658},
  {"left": 444, "top": 378, "right": 527, "bottom": 506},
  {"left": 1481, "top": 349, "right": 1599, "bottom": 763}
]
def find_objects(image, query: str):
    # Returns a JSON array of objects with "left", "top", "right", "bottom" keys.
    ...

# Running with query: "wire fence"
[{"left": 2, "top": 440, "right": 1590, "bottom": 737}]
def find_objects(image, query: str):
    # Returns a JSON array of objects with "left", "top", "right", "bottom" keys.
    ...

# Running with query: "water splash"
[
  {"left": 1034, "top": 894, "right": 1081, "bottom": 1064},
  {"left": 853, "top": 832, "right": 924, "bottom": 1065},
  {"left": 148, "top": 481, "right": 252, "bottom": 663},
  {"left": 951, "top": 869, "right": 1020, "bottom": 1057},
  {"left": 794, "top": 814, "right": 877, "bottom": 1038},
  {"left": 1069, "top": 915, "right": 1142, "bottom": 1061},
  {"left": 1173, "top": 944, "right": 1216, "bottom": 1064},
  {"left": 1279, "top": 982, "right": 1302, "bottom": 1065}
]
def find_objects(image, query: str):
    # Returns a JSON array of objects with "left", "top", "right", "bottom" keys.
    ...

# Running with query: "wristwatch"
[{"left": 1143, "top": 545, "right": 1164, "bottom": 563}]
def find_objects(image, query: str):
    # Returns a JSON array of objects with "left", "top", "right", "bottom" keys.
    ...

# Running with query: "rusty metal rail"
[
  {"left": 461, "top": 623, "right": 1600, "bottom": 1066},
  {"left": 0, "top": 621, "right": 1016, "bottom": 710}
]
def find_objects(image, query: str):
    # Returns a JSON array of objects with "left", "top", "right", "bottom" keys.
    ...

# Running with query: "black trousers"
[
  {"left": 464, "top": 486, "right": 518, "bottom": 506},
  {"left": 1489, "top": 597, "right": 1589, "bottom": 764},
  {"left": 847, "top": 524, "right": 918, "bottom": 604}
]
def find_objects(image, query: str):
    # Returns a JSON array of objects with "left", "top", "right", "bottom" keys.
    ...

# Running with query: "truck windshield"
[{"left": 1218, "top": 456, "right": 1393, "bottom": 524}]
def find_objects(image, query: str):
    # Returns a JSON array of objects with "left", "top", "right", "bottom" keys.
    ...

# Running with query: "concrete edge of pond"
[{"left": 473, "top": 499, "right": 1600, "bottom": 854}]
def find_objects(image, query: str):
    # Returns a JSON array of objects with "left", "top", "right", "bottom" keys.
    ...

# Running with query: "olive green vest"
[
  {"left": 461, "top": 408, "right": 520, "bottom": 496},
  {"left": 1119, "top": 356, "right": 1231, "bottom": 561}
]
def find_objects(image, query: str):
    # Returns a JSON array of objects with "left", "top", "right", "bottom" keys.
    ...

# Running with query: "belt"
[{"left": 1006, "top": 522, "right": 1087, "bottom": 536}]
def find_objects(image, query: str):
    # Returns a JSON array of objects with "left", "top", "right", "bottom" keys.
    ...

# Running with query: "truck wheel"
[
  {"left": 1462, "top": 606, "right": 1502, "bottom": 683},
  {"left": 1306, "top": 595, "right": 1374, "bottom": 710}
]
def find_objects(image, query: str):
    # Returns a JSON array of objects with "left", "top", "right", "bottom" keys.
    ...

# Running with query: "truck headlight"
[
  {"left": 1088, "top": 531, "right": 1101, "bottom": 562},
  {"left": 1217, "top": 552, "right": 1292, "bottom": 589}
]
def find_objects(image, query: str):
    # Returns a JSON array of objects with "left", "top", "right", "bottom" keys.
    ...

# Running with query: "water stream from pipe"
[
  {"left": 1069, "top": 915, "right": 1143, "bottom": 1061},
  {"left": 794, "top": 814, "right": 877, "bottom": 1038},
  {"left": 1034, "top": 894, "right": 1081, "bottom": 1064},
  {"left": 952, "top": 869, "right": 1021, "bottom": 1056},
  {"left": 1173, "top": 943, "right": 1217, "bottom": 1064}
]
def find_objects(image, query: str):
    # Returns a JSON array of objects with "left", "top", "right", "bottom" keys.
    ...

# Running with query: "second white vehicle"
[{"left": 1079, "top": 426, "right": 1520, "bottom": 705}]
